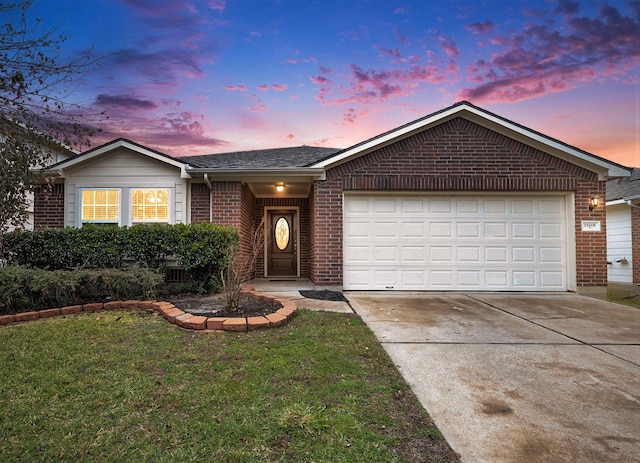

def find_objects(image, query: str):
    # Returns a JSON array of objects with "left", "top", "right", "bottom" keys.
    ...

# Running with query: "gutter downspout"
[
  {"left": 627, "top": 200, "right": 640, "bottom": 210},
  {"left": 203, "top": 173, "right": 212, "bottom": 189}
]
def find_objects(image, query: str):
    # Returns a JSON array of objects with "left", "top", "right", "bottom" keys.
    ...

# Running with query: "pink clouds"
[
  {"left": 95, "top": 94, "right": 158, "bottom": 110},
  {"left": 465, "top": 21, "right": 495, "bottom": 35},
  {"left": 225, "top": 84, "right": 248, "bottom": 91},
  {"left": 91, "top": 109, "right": 228, "bottom": 155},
  {"left": 438, "top": 35, "right": 460, "bottom": 58},
  {"left": 459, "top": 2, "right": 640, "bottom": 103},
  {"left": 255, "top": 83, "right": 288, "bottom": 92}
]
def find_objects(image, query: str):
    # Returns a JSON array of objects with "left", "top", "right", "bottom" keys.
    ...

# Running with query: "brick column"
[
  {"left": 190, "top": 183, "right": 210, "bottom": 224},
  {"left": 34, "top": 183, "right": 64, "bottom": 229}
]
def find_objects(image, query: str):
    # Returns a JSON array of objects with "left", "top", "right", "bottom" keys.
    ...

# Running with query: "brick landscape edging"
[{"left": 0, "top": 290, "right": 296, "bottom": 332}]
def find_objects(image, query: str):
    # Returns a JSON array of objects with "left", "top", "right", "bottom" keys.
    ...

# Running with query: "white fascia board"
[
  {"left": 312, "top": 102, "right": 630, "bottom": 180},
  {"left": 189, "top": 167, "right": 326, "bottom": 182},
  {"left": 606, "top": 199, "right": 627, "bottom": 206}
]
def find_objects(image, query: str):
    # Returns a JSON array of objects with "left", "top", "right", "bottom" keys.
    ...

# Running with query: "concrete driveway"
[{"left": 347, "top": 292, "right": 640, "bottom": 463}]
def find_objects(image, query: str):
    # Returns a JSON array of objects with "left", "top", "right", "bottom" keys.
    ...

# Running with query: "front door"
[{"left": 267, "top": 210, "right": 297, "bottom": 277}]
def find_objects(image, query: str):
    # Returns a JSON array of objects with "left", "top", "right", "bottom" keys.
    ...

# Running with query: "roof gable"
[
  {"left": 47, "top": 138, "right": 192, "bottom": 178},
  {"left": 311, "top": 101, "right": 630, "bottom": 181}
]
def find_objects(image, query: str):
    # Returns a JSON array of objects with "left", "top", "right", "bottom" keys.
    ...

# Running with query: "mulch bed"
[
  {"left": 299, "top": 290, "right": 348, "bottom": 302},
  {"left": 169, "top": 292, "right": 282, "bottom": 318},
  {"left": 169, "top": 289, "right": 348, "bottom": 318}
]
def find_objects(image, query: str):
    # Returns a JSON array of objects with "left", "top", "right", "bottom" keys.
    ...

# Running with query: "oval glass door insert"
[{"left": 275, "top": 217, "right": 290, "bottom": 250}]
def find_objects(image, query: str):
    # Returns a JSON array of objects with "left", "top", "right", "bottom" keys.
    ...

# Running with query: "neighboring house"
[
  {"left": 37, "top": 101, "right": 630, "bottom": 294},
  {"left": 5, "top": 139, "right": 78, "bottom": 231},
  {"left": 606, "top": 168, "right": 640, "bottom": 284}
]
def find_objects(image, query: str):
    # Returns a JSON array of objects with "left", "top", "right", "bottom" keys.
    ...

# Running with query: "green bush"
[
  {"left": 170, "top": 223, "right": 239, "bottom": 293},
  {"left": 2, "top": 225, "right": 126, "bottom": 269},
  {"left": 125, "top": 223, "right": 173, "bottom": 269},
  {"left": 0, "top": 266, "right": 163, "bottom": 314},
  {"left": 0, "top": 223, "right": 240, "bottom": 296}
]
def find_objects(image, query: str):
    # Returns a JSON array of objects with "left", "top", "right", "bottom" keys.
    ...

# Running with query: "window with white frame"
[
  {"left": 131, "top": 189, "right": 169, "bottom": 224},
  {"left": 81, "top": 189, "right": 120, "bottom": 225}
]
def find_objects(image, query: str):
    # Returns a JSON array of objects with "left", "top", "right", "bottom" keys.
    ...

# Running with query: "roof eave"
[{"left": 187, "top": 167, "right": 326, "bottom": 182}]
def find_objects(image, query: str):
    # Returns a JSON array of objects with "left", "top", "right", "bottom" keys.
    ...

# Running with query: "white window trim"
[
  {"left": 129, "top": 188, "right": 173, "bottom": 225},
  {"left": 78, "top": 188, "right": 122, "bottom": 227}
]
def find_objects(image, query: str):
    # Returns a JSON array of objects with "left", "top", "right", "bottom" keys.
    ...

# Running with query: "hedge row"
[
  {"left": 0, "top": 266, "right": 164, "bottom": 314},
  {"left": 1, "top": 223, "right": 240, "bottom": 294}
]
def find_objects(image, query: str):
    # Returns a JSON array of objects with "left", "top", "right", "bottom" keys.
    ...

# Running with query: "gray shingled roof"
[
  {"left": 180, "top": 145, "right": 342, "bottom": 169},
  {"left": 607, "top": 167, "right": 640, "bottom": 201}
]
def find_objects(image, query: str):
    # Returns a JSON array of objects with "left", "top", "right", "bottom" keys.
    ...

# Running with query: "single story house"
[
  {"left": 36, "top": 101, "right": 630, "bottom": 294},
  {"left": 606, "top": 168, "right": 640, "bottom": 284}
]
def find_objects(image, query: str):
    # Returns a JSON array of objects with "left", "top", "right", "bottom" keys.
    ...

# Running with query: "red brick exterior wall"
[
  {"left": 34, "top": 183, "right": 64, "bottom": 229},
  {"left": 311, "top": 116, "right": 608, "bottom": 288},
  {"left": 208, "top": 181, "right": 258, "bottom": 280},
  {"left": 190, "top": 183, "right": 210, "bottom": 224},
  {"left": 632, "top": 207, "right": 640, "bottom": 284},
  {"left": 210, "top": 181, "right": 243, "bottom": 228}
]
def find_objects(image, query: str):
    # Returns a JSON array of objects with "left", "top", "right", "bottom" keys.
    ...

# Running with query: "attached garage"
[{"left": 343, "top": 193, "right": 573, "bottom": 291}]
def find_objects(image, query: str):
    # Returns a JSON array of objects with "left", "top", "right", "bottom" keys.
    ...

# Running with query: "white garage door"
[{"left": 343, "top": 194, "right": 570, "bottom": 291}]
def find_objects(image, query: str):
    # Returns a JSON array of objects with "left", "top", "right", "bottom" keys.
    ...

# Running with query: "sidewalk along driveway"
[{"left": 347, "top": 292, "right": 640, "bottom": 463}]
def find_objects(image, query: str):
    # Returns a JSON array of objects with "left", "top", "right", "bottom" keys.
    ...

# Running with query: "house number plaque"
[{"left": 581, "top": 220, "right": 601, "bottom": 232}]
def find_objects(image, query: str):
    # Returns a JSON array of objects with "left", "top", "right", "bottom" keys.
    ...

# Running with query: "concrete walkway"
[
  {"left": 348, "top": 292, "right": 640, "bottom": 463},
  {"left": 247, "top": 279, "right": 353, "bottom": 313}
]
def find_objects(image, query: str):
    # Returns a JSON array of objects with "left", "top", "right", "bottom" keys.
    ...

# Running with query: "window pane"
[
  {"left": 81, "top": 189, "right": 119, "bottom": 222},
  {"left": 275, "top": 217, "right": 290, "bottom": 250},
  {"left": 157, "top": 206, "right": 168, "bottom": 220},
  {"left": 95, "top": 206, "right": 107, "bottom": 220},
  {"left": 131, "top": 189, "right": 169, "bottom": 222}
]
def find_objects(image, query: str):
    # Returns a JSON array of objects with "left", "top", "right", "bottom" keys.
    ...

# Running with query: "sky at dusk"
[{"left": 17, "top": 0, "right": 640, "bottom": 166}]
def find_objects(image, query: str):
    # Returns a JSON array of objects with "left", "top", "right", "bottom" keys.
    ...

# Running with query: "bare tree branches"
[{"left": 0, "top": 1, "right": 102, "bottom": 237}]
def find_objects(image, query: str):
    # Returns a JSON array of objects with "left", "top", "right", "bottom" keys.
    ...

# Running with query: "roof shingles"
[
  {"left": 607, "top": 167, "right": 640, "bottom": 201},
  {"left": 180, "top": 146, "right": 341, "bottom": 169}
]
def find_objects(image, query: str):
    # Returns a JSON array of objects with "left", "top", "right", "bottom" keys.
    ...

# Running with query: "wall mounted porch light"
[
  {"left": 588, "top": 195, "right": 600, "bottom": 211},
  {"left": 275, "top": 182, "right": 285, "bottom": 192}
]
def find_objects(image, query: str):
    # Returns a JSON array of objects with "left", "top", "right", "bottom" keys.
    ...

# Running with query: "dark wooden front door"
[{"left": 267, "top": 210, "right": 297, "bottom": 277}]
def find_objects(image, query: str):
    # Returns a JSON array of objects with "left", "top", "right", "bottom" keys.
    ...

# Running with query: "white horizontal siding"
[
  {"left": 64, "top": 148, "right": 188, "bottom": 227},
  {"left": 606, "top": 205, "right": 632, "bottom": 283}
]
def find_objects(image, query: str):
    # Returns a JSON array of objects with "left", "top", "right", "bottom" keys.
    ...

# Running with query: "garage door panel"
[
  {"left": 344, "top": 195, "right": 569, "bottom": 291},
  {"left": 402, "top": 222, "right": 425, "bottom": 238},
  {"left": 457, "top": 222, "right": 480, "bottom": 237},
  {"left": 485, "top": 222, "right": 507, "bottom": 237},
  {"left": 430, "top": 222, "right": 452, "bottom": 237}
]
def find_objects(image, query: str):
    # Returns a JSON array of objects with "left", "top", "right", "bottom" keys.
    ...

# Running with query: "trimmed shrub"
[
  {"left": 2, "top": 225, "right": 126, "bottom": 269},
  {"left": 125, "top": 223, "right": 173, "bottom": 269},
  {"left": 0, "top": 223, "right": 241, "bottom": 297},
  {"left": 0, "top": 266, "right": 163, "bottom": 314},
  {"left": 169, "top": 223, "right": 239, "bottom": 293}
]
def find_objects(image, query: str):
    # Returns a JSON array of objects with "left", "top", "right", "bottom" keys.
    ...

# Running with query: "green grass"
[
  {"left": 0, "top": 310, "right": 457, "bottom": 463},
  {"left": 607, "top": 288, "right": 640, "bottom": 309}
]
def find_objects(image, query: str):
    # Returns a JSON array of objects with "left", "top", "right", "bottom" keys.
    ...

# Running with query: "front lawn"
[
  {"left": 0, "top": 310, "right": 458, "bottom": 462},
  {"left": 608, "top": 288, "right": 640, "bottom": 309}
]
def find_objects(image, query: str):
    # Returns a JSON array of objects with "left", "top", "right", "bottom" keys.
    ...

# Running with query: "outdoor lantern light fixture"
[
  {"left": 275, "top": 182, "right": 285, "bottom": 192},
  {"left": 589, "top": 195, "right": 600, "bottom": 211}
]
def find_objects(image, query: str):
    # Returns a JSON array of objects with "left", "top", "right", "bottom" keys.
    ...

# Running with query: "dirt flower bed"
[{"left": 169, "top": 292, "right": 283, "bottom": 318}]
